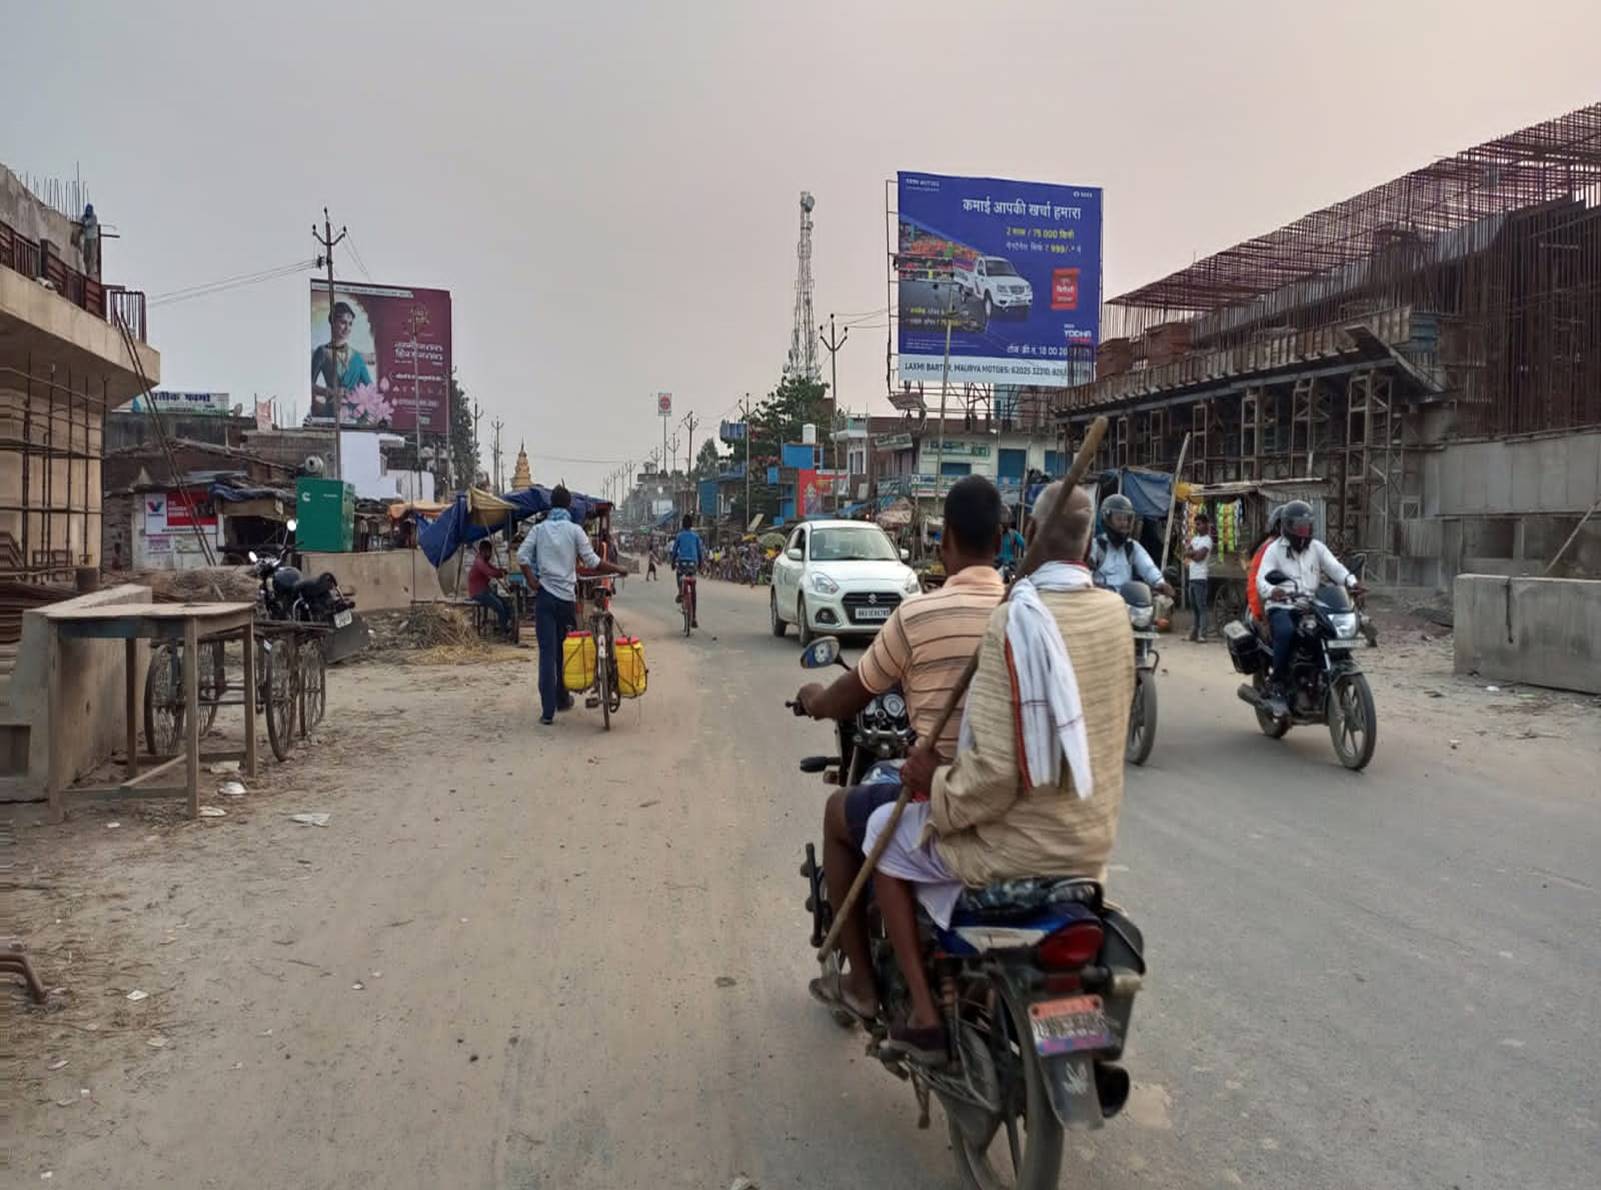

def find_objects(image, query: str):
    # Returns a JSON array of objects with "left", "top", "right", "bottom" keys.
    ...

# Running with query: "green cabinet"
[{"left": 295, "top": 478, "right": 354, "bottom": 552}]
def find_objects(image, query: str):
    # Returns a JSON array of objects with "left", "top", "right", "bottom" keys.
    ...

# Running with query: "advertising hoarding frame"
[
  {"left": 310, "top": 280, "right": 452, "bottom": 433},
  {"left": 892, "top": 171, "right": 1102, "bottom": 390}
]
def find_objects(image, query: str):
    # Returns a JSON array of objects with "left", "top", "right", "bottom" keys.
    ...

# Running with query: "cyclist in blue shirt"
[{"left": 670, "top": 514, "right": 707, "bottom": 627}]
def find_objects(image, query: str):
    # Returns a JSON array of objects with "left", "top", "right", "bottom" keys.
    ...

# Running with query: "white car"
[
  {"left": 956, "top": 254, "right": 1033, "bottom": 321},
  {"left": 770, "top": 520, "right": 921, "bottom": 645}
]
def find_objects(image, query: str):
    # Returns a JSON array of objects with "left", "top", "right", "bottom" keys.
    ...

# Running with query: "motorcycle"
[
  {"left": 1225, "top": 570, "right": 1378, "bottom": 770},
  {"left": 1120, "top": 581, "right": 1158, "bottom": 766},
  {"left": 791, "top": 635, "right": 1146, "bottom": 1190},
  {"left": 248, "top": 549, "right": 369, "bottom": 663}
]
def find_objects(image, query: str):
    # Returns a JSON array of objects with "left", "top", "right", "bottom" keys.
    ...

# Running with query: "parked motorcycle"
[
  {"left": 248, "top": 549, "right": 369, "bottom": 663},
  {"left": 1120, "top": 581, "right": 1158, "bottom": 766},
  {"left": 791, "top": 635, "right": 1146, "bottom": 1189},
  {"left": 1225, "top": 570, "right": 1378, "bottom": 770}
]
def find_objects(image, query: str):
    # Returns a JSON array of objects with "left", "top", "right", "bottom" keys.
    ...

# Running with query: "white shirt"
[
  {"left": 515, "top": 512, "right": 599, "bottom": 603},
  {"left": 1187, "top": 533, "right": 1213, "bottom": 582},
  {"left": 1255, "top": 537, "right": 1353, "bottom": 607}
]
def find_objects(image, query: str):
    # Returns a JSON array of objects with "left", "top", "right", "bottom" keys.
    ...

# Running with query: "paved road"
[{"left": 12, "top": 576, "right": 1598, "bottom": 1188}]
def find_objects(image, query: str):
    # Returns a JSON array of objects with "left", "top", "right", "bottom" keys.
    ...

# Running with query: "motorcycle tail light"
[{"left": 1036, "top": 921, "right": 1103, "bottom": 970}]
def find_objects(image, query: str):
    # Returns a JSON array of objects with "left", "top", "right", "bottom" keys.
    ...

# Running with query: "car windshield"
[
  {"left": 810, "top": 527, "right": 899, "bottom": 562},
  {"left": 985, "top": 258, "right": 1019, "bottom": 277}
]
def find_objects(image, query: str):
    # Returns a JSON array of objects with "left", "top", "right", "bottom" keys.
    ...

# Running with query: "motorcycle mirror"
[
  {"left": 1264, "top": 569, "right": 1289, "bottom": 585},
  {"left": 247, "top": 550, "right": 258, "bottom": 564},
  {"left": 799, "top": 636, "right": 842, "bottom": 670},
  {"left": 286, "top": 518, "right": 298, "bottom": 533}
]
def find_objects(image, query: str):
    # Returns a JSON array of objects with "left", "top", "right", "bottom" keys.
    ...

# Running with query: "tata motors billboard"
[
  {"left": 896, "top": 171, "right": 1101, "bottom": 387},
  {"left": 310, "top": 281, "right": 452, "bottom": 431}
]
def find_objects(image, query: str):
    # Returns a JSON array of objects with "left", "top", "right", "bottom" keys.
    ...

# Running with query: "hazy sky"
[{"left": 6, "top": 0, "right": 1598, "bottom": 495}]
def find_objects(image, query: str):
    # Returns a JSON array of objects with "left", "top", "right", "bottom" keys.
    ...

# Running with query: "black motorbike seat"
[
  {"left": 953, "top": 876, "right": 1102, "bottom": 924},
  {"left": 293, "top": 573, "right": 337, "bottom": 599}
]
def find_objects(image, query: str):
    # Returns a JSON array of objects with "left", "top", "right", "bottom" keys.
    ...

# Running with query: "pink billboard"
[{"left": 310, "top": 281, "right": 452, "bottom": 432}]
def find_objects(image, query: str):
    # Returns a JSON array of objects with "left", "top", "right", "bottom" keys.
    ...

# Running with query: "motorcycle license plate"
[
  {"left": 333, "top": 609, "right": 353, "bottom": 628},
  {"left": 854, "top": 606, "right": 891, "bottom": 621},
  {"left": 1028, "top": 995, "right": 1113, "bottom": 1057}
]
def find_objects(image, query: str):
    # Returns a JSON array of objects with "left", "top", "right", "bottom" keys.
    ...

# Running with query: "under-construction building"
[
  {"left": 1055, "top": 104, "right": 1601, "bottom": 585},
  {"left": 2, "top": 163, "right": 157, "bottom": 583}
]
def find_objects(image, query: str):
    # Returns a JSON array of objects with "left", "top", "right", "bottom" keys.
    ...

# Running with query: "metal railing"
[{"left": 0, "top": 217, "right": 146, "bottom": 342}]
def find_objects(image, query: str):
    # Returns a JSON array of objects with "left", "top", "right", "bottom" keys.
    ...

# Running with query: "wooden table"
[{"left": 41, "top": 601, "right": 257, "bottom": 822}]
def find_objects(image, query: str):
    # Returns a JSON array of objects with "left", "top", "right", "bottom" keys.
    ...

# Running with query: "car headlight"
[
  {"left": 903, "top": 573, "right": 922, "bottom": 594},
  {"left": 810, "top": 572, "right": 840, "bottom": 595},
  {"left": 1329, "top": 612, "right": 1358, "bottom": 638}
]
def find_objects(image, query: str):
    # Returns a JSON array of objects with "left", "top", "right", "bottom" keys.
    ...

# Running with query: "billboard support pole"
[
  {"left": 739, "top": 393, "right": 752, "bottom": 526},
  {"left": 933, "top": 283, "right": 956, "bottom": 505}
]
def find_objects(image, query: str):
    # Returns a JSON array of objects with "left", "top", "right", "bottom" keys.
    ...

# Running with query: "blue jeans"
[
  {"left": 471, "top": 589, "right": 512, "bottom": 633},
  {"left": 1188, "top": 579, "right": 1210, "bottom": 638},
  {"left": 1267, "top": 607, "right": 1297, "bottom": 682},
  {"left": 534, "top": 588, "right": 576, "bottom": 721}
]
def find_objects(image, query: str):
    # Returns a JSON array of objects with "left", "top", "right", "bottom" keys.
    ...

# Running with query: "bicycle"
[
  {"left": 674, "top": 564, "right": 698, "bottom": 636},
  {"left": 577, "top": 575, "right": 623, "bottom": 731}
]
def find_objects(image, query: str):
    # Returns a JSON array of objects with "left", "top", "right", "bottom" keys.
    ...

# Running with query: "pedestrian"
[
  {"left": 517, "top": 486, "right": 627, "bottom": 725},
  {"left": 467, "top": 539, "right": 513, "bottom": 636},
  {"left": 646, "top": 540, "right": 659, "bottom": 581},
  {"left": 1186, "top": 510, "right": 1213, "bottom": 641}
]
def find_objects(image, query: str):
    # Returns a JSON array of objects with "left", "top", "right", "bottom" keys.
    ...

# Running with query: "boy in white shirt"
[{"left": 1186, "top": 511, "right": 1214, "bottom": 641}]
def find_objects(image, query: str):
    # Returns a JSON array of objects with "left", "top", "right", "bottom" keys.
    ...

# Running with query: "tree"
[
  {"left": 743, "top": 374, "right": 831, "bottom": 519},
  {"left": 448, "top": 371, "right": 477, "bottom": 491},
  {"left": 693, "top": 438, "right": 725, "bottom": 481}
]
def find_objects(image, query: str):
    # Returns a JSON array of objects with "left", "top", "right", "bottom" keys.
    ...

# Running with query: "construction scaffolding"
[
  {"left": 0, "top": 362, "right": 108, "bottom": 583},
  {"left": 1053, "top": 103, "right": 1601, "bottom": 581}
]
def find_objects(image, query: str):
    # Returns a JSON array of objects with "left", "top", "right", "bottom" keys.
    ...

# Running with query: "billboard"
[
  {"left": 310, "top": 281, "right": 452, "bottom": 431},
  {"left": 657, "top": 392, "right": 673, "bottom": 417},
  {"left": 896, "top": 171, "right": 1101, "bottom": 388}
]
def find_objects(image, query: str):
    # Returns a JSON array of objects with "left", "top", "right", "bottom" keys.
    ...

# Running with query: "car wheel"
[
  {"left": 770, "top": 588, "right": 787, "bottom": 637},
  {"left": 983, "top": 294, "right": 993, "bottom": 324},
  {"left": 797, "top": 596, "right": 813, "bottom": 647}
]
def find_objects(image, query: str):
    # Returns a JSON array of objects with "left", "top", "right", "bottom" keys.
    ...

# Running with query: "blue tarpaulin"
[
  {"left": 1109, "top": 469, "right": 1174, "bottom": 521},
  {"left": 419, "top": 486, "right": 601, "bottom": 568}
]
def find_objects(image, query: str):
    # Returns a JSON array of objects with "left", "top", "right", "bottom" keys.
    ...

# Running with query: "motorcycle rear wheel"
[
  {"left": 1328, "top": 672, "right": 1377, "bottom": 770},
  {"left": 945, "top": 991, "right": 1065, "bottom": 1190}
]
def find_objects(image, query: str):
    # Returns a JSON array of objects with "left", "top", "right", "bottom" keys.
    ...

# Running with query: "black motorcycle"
[
  {"left": 1225, "top": 570, "right": 1378, "bottom": 770},
  {"left": 248, "top": 550, "right": 368, "bottom": 662},
  {"left": 792, "top": 636, "right": 1146, "bottom": 1190},
  {"left": 1119, "top": 581, "right": 1159, "bottom": 766}
]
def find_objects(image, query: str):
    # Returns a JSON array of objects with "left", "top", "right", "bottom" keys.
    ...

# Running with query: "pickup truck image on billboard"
[{"left": 896, "top": 171, "right": 1102, "bottom": 388}]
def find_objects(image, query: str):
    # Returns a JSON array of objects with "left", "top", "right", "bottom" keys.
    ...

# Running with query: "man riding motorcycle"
[
  {"left": 1089, "top": 492, "right": 1174, "bottom": 599},
  {"left": 792, "top": 476, "right": 1006, "bottom": 1024},
  {"left": 876, "top": 479, "right": 1135, "bottom": 1060},
  {"left": 1256, "top": 499, "right": 1362, "bottom": 712}
]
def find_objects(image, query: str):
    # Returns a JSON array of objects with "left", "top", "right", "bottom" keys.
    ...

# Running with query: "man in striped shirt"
[{"left": 794, "top": 475, "right": 1005, "bottom": 1023}]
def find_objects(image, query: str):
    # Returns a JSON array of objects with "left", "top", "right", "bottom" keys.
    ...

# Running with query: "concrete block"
[
  {"left": 301, "top": 549, "right": 447, "bottom": 612},
  {"left": 1565, "top": 434, "right": 1601, "bottom": 512},
  {"left": 1454, "top": 573, "right": 1601, "bottom": 694}
]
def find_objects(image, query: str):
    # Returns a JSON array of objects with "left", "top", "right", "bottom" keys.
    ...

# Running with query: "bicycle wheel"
[
  {"left": 300, "top": 639, "right": 327, "bottom": 730},
  {"left": 262, "top": 639, "right": 296, "bottom": 762},
  {"left": 198, "top": 637, "right": 226, "bottom": 736},
  {"left": 597, "top": 621, "right": 612, "bottom": 732},
  {"left": 143, "top": 641, "right": 185, "bottom": 757}
]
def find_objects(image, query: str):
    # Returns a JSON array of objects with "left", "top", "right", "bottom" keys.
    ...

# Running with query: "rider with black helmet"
[
  {"left": 1256, "top": 500, "right": 1362, "bottom": 705},
  {"left": 1088, "top": 492, "right": 1174, "bottom": 597}
]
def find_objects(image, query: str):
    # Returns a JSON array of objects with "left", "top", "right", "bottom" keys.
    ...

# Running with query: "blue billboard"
[{"left": 896, "top": 171, "right": 1102, "bottom": 388}]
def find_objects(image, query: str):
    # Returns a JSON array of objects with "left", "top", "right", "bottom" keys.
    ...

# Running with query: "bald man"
[{"left": 872, "top": 480, "right": 1136, "bottom": 1062}]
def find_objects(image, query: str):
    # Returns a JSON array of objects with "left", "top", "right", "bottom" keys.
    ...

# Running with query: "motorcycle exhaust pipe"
[
  {"left": 1236, "top": 683, "right": 1264, "bottom": 709},
  {"left": 1095, "top": 1062, "right": 1131, "bottom": 1119}
]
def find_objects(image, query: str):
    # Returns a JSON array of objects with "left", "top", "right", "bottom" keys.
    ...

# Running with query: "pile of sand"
[{"left": 120, "top": 566, "right": 259, "bottom": 603}]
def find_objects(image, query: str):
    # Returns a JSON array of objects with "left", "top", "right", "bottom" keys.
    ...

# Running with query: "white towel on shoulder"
[{"left": 960, "top": 561, "right": 1095, "bottom": 797}]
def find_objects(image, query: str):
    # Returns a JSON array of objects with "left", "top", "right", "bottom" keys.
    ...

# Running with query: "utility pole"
[
  {"left": 471, "top": 399, "right": 483, "bottom": 485},
  {"left": 668, "top": 433, "right": 681, "bottom": 513},
  {"left": 681, "top": 411, "right": 700, "bottom": 520},
  {"left": 742, "top": 393, "right": 755, "bottom": 528},
  {"left": 313, "top": 208, "right": 348, "bottom": 479},
  {"left": 819, "top": 312, "right": 849, "bottom": 510},
  {"left": 491, "top": 417, "right": 505, "bottom": 492}
]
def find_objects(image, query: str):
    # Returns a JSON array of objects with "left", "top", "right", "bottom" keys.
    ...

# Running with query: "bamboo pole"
[{"left": 817, "top": 415, "right": 1110, "bottom": 963}]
